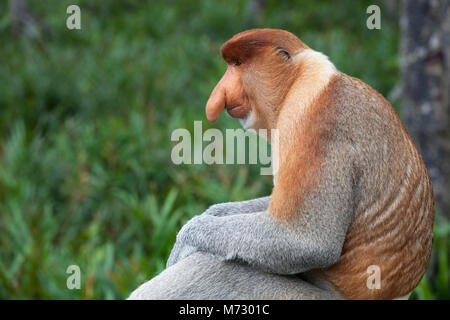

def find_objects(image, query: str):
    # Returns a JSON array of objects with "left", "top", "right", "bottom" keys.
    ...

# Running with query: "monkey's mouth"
[{"left": 226, "top": 105, "right": 248, "bottom": 119}]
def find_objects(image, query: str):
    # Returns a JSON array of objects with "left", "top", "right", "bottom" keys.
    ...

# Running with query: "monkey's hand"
[{"left": 166, "top": 196, "right": 270, "bottom": 267}]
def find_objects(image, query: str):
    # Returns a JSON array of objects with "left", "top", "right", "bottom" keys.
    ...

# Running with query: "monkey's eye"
[
  {"left": 276, "top": 47, "right": 291, "bottom": 60},
  {"left": 233, "top": 60, "right": 242, "bottom": 67}
]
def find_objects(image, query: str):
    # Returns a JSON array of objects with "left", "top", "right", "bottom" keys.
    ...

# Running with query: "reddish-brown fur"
[
  {"left": 321, "top": 76, "right": 435, "bottom": 299},
  {"left": 269, "top": 75, "right": 338, "bottom": 220}
]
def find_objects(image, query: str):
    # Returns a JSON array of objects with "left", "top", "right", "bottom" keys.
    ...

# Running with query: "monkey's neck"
[{"left": 276, "top": 49, "right": 337, "bottom": 158}]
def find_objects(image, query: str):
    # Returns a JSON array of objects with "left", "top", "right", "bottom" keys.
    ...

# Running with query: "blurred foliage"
[{"left": 0, "top": 0, "right": 447, "bottom": 299}]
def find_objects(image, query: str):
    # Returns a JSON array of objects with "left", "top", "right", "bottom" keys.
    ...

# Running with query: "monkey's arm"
[
  {"left": 171, "top": 151, "right": 355, "bottom": 274},
  {"left": 166, "top": 196, "right": 271, "bottom": 267},
  {"left": 175, "top": 211, "right": 348, "bottom": 274}
]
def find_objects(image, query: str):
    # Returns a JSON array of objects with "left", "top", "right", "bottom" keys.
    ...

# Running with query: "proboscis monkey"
[{"left": 129, "top": 29, "right": 434, "bottom": 300}]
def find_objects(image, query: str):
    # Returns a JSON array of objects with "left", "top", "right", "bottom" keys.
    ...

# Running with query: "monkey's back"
[{"left": 322, "top": 74, "right": 434, "bottom": 299}]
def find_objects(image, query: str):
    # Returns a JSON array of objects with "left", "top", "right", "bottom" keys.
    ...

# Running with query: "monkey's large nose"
[{"left": 205, "top": 83, "right": 226, "bottom": 122}]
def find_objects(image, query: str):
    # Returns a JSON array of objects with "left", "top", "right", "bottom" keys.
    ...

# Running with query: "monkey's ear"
[{"left": 276, "top": 47, "right": 291, "bottom": 60}]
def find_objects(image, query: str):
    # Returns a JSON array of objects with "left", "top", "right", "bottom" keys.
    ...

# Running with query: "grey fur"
[{"left": 129, "top": 252, "right": 342, "bottom": 300}]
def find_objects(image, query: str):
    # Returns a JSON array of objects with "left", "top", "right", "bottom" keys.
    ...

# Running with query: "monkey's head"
[{"left": 205, "top": 29, "right": 308, "bottom": 131}]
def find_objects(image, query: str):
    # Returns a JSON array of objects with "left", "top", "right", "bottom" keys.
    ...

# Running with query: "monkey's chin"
[{"left": 239, "top": 111, "right": 254, "bottom": 130}]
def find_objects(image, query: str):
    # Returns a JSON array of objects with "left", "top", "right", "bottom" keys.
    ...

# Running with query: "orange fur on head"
[{"left": 205, "top": 29, "right": 307, "bottom": 129}]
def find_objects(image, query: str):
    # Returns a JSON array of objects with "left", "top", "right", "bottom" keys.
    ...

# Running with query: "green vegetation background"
[{"left": 0, "top": 0, "right": 448, "bottom": 299}]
